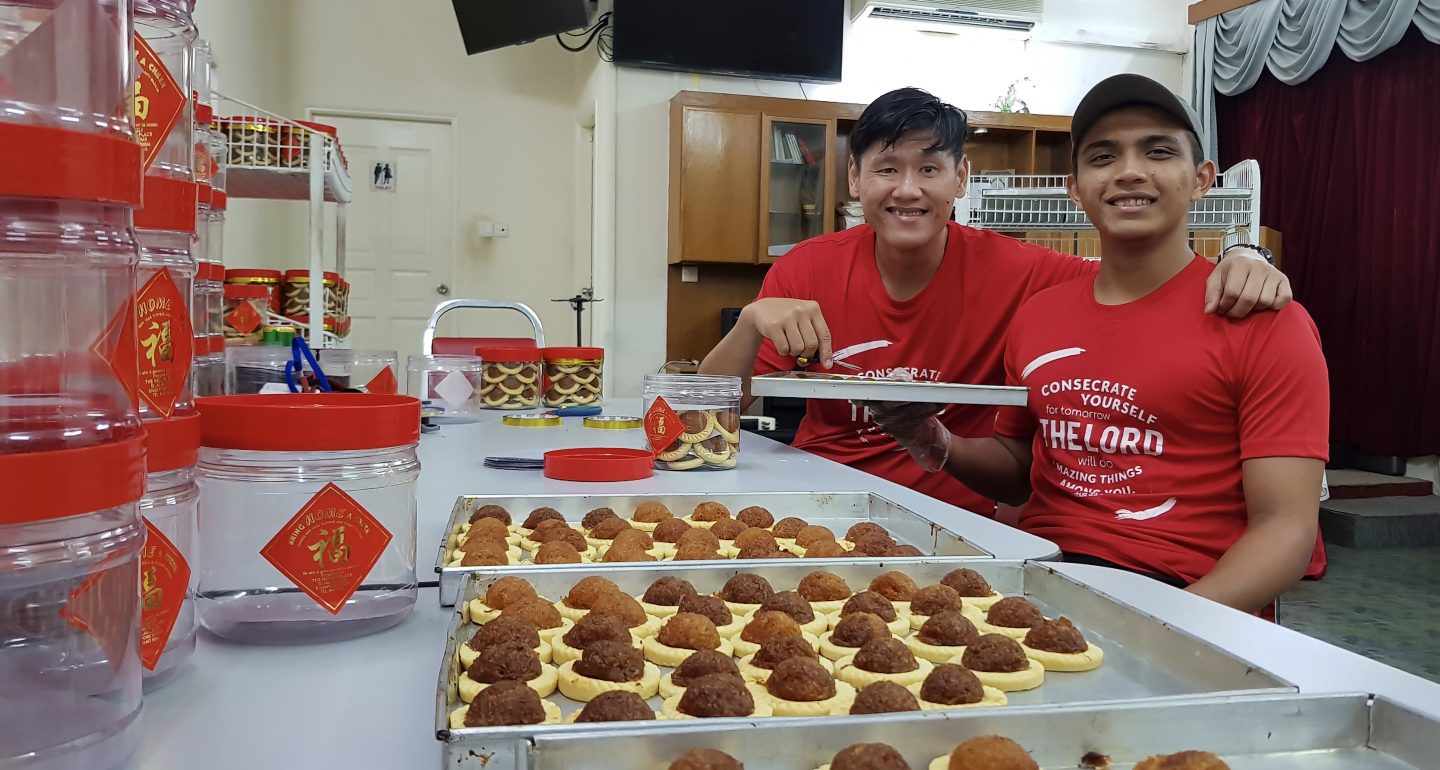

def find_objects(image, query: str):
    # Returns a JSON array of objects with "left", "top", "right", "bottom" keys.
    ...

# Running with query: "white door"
[{"left": 314, "top": 112, "right": 454, "bottom": 363}]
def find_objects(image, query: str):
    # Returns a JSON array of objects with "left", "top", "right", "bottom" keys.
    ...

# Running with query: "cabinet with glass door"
[{"left": 759, "top": 116, "right": 835, "bottom": 263}]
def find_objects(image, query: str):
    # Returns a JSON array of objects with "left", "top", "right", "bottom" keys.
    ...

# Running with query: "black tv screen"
[
  {"left": 452, "top": 0, "right": 593, "bottom": 56},
  {"left": 612, "top": 0, "right": 844, "bottom": 83}
]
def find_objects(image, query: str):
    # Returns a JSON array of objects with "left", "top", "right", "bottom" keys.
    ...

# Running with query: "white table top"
[
  {"left": 131, "top": 401, "right": 1440, "bottom": 768},
  {"left": 414, "top": 400, "right": 1059, "bottom": 562}
]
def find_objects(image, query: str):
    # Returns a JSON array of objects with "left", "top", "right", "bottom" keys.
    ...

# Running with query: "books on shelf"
[{"left": 771, "top": 128, "right": 818, "bottom": 165}]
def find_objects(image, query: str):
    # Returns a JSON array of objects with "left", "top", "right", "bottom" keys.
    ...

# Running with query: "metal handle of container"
[{"left": 421, "top": 299, "right": 546, "bottom": 354}]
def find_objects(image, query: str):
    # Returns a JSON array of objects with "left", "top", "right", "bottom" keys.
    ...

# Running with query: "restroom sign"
[{"left": 372, "top": 161, "right": 394, "bottom": 191}]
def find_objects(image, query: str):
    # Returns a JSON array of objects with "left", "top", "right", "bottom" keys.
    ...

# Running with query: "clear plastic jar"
[
  {"left": 282, "top": 269, "right": 342, "bottom": 320},
  {"left": 1, "top": 200, "right": 143, "bottom": 454},
  {"left": 132, "top": 219, "right": 197, "bottom": 419},
  {"left": 407, "top": 354, "right": 485, "bottom": 416},
  {"left": 226, "top": 345, "right": 291, "bottom": 394},
  {"left": 222, "top": 284, "right": 268, "bottom": 345},
  {"left": 542, "top": 346, "right": 604, "bottom": 408},
  {"left": 194, "top": 394, "right": 420, "bottom": 644},
  {"left": 226, "top": 268, "right": 282, "bottom": 314},
  {"left": 320, "top": 349, "right": 399, "bottom": 394},
  {"left": 642, "top": 374, "right": 742, "bottom": 471},
  {"left": 475, "top": 346, "right": 542, "bottom": 410},
  {"left": 0, "top": 0, "right": 133, "bottom": 132},
  {"left": 0, "top": 437, "right": 146, "bottom": 768},
  {"left": 134, "top": 0, "right": 196, "bottom": 182},
  {"left": 138, "top": 412, "right": 200, "bottom": 689}
]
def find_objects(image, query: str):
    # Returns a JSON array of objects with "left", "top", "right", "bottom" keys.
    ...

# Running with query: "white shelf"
[{"left": 227, "top": 150, "right": 353, "bottom": 203}]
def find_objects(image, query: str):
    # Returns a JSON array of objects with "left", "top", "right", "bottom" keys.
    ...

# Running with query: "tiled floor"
[{"left": 1281, "top": 544, "right": 1440, "bottom": 682}]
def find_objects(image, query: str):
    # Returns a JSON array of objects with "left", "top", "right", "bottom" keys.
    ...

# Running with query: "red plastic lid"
[
  {"left": 212, "top": 335, "right": 227, "bottom": 351},
  {"left": 0, "top": 437, "right": 146, "bottom": 524},
  {"left": 543, "top": 448, "right": 654, "bottom": 482},
  {"left": 543, "top": 347, "right": 604, "bottom": 361},
  {"left": 476, "top": 346, "right": 542, "bottom": 361},
  {"left": 0, "top": 124, "right": 142, "bottom": 205},
  {"left": 193, "top": 335, "right": 210, "bottom": 356},
  {"left": 196, "top": 394, "right": 420, "bottom": 451},
  {"left": 212, "top": 190, "right": 227, "bottom": 210},
  {"left": 196, "top": 102, "right": 214, "bottom": 124},
  {"left": 200, "top": 262, "right": 226, "bottom": 282},
  {"left": 136, "top": 176, "right": 198, "bottom": 233},
  {"left": 227, "top": 269, "right": 283, "bottom": 281},
  {"left": 143, "top": 412, "right": 202, "bottom": 473},
  {"left": 224, "top": 284, "right": 270, "bottom": 299},
  {"left": 297, "top": 120, "right": 336, "bottom": 136},
  {"left": 198, "top": 183, "right": 212, "bottom": 206}
]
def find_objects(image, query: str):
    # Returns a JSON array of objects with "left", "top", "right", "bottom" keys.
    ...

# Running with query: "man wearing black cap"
[
  {"left": 872, "top": 75, "right": 1328, "bottom": 613},
  {"left": 699, "top": 85, "right": 1291, "bottom": 519}
]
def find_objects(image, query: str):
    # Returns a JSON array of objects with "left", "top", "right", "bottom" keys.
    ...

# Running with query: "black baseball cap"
[{"left": 1071, "top": 74, "right": 1205, "bottom": 160}]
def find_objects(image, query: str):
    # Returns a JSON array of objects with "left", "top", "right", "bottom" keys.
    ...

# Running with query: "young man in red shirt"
[
  {"left": 872, "top": 75, "right": 1328, "bottom": 613},
  {"left": 699, "top": 87, "right": 1292, "bottom": 516}
]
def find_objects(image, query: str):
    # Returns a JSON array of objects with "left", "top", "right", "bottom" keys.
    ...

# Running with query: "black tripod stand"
[{"left": 552, "top": 288, "right": 603, "bottom": 345}]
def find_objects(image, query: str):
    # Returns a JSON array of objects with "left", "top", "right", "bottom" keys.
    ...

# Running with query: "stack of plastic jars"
[
  {"left": 133, "top": 0, "right": 199, "bottom": 416},
  {"left": 1, "top": 1, "right": 147, "bottom": 766}
]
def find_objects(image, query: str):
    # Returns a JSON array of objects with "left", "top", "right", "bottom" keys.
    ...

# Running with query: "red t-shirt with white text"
[
  {"left": 994, "top": 256, "right": 1329, "bottom": 584},
  {"left": 754, "top": 221, "right": 1094, "bottom": 514}
]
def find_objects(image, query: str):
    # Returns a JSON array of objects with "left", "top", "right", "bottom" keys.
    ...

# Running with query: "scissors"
[
  {"left": 795, "top": 355, "right": 863, "bottom": 372},
  {"left": 283, "top": 337, "right": 333, "bottom": 393}
]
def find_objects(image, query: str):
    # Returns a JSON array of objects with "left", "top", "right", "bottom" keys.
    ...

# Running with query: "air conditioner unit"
[{"left": 851, "top": 0, "right": 1044, "bottom": 32}]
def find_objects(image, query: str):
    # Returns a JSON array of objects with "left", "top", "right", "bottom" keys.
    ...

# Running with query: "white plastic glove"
[{"left": 860, "top": 401, "right": 953, "bottom": 473}]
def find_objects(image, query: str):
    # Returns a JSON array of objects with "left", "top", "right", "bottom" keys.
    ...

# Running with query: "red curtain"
[{"left": 1217, "top": 27, "right": 1440, "bottom": 458}]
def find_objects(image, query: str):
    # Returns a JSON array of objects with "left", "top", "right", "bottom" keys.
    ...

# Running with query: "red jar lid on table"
[
  {"left": 476, "top": 346, "right": 541, "bottom": 362},
  {"left": 196, "top": 394, "right": 420, "bottom": 452},
  {"left": 0, "top": 437, "right": 146, "bottom": 524},
  {"left": 542, "top": 347, "right": 604, "bottom": 361}
]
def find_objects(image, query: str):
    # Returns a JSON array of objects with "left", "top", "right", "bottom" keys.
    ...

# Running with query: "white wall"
[
  {"left": 194, "top": 0, "right": 589, "bottom": 345},
  {"left": 602, "top": 0, "right": 1195, "bottom": 396},
  {"left": 193, "top": 0, "right": 306, "bottom": 275}
]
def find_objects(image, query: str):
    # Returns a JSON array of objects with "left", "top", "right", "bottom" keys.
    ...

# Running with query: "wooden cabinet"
[
  {"left": 668, "top": 106, "right": 761, "bottom": 264},
  {"left": 759, "top": 116, "right": 836, "bottom": 264}
]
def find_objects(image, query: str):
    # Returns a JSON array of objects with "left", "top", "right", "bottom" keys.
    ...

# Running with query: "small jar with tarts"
[
  {"left": 642, "top": 374, "right": 742, "bottom": 471},
  {"left": 475, "top": 346, "right": 543, "bottom": 410},
  {"left": 541, "top": 346, "right": 604, "bottom": 407}
]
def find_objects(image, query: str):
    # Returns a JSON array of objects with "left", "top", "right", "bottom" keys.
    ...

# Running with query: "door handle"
[{"left": 436, "top": 284, "right": 450, "bottom": 296}]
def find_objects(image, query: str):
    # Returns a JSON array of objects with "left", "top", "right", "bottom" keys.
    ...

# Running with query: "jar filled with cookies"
[
  {"left": 475, "top": 347, "right": 543, "bottom": 409},
  {"left": 541, "top": 347, "right": 604, "bottom": 407},
  {"left": 642, "top": 374, "right": 742, "bottom": 471}
]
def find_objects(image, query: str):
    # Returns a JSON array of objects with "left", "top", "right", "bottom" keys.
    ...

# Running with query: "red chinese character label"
[
  {"left": 139, "top": 517, "right": 191, "bottom": 670},
  {"left": 363, "top": 366, "right": 397, "bottom": 395},
  {"left": 62, "top": 553, "right": 140, "bottom": 671},
  {"left": 644, "top": 396, "right": 684, "bottom": 456},
  {"left": 91, "top": 295, "right": 140, "bottom": 410},
  {"left": 132, "top": 269, "right": 193, "bottom": 417},
  {"left": 260, "top": 483, "right": 393, "bottom": 615},
  {"left": 224, "top": 299, "right": 263, "bottom": 335},
  {"left": 133, "top": 33, "right": 185, "bottom": 172}
]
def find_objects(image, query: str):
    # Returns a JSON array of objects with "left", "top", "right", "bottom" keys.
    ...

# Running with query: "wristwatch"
[{"left": 1221, "top": 243, "right": 1275, "bottom": 266}]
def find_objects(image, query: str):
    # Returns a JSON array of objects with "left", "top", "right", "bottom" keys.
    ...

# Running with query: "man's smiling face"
[{"left": 850, "top": 131, "right": 968, "bottom": 254}]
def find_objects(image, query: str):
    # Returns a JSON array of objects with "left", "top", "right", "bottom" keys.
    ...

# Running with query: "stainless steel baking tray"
[
  {"left": 529, "top": 692, "right": 1435, "bottom": 769},
  {"left": 437, "top": 560, "right": 1295, "bottom": 768},
  {"left": 750, "top": 371, "right": 1029, "bottom": 406},
  {"left": 435, "top": 491, "right": 991, "bottom": 606}
]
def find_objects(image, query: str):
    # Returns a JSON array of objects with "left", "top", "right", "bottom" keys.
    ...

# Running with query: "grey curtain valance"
[{"left": 1192, "top": 0, "right": 1440, "bottom": 161}]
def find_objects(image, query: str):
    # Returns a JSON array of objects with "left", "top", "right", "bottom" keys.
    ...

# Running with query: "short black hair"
[{"left": 850, "top": 87, "right": 968, "bottom": 164}]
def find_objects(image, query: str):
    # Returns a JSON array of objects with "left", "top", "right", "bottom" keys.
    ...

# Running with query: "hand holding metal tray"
[{"left": 750, "top": 370, "right": 1028, "bottom": 407}]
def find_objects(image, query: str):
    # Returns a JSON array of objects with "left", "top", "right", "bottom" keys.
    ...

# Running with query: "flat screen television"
[
  {"left": 451, "top": 0, "right": 595, "bottom": 56},
  {"left": 612, "top": 0, "right": 844, "bottom": 83}
]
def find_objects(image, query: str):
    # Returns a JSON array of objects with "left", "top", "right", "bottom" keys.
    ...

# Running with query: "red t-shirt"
[
  {"left": 994, "top": 256, "right": 1329, "bottom": 585},
  {"left": 754, "top": 221, "right": 1095, "bottom": 514}
]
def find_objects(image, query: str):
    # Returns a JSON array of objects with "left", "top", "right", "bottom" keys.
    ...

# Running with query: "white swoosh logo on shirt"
[
  {"left": 1115, "top": 498, "right": 1178, "bottom": 521},
  {"left": 1021, "top": 347, "right": 1086, "bottom": 380}
]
